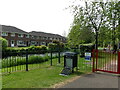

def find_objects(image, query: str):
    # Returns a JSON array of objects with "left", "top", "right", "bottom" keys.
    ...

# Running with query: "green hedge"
[
  {"left": 80, "top": 44, "right": 95, "bottom": 57},
  {"left": 2, "top": 54, "right": 60, "bottom": 68},
  {"left": 2, "top": 45, "right": 47, "bottom": 57},
  {"left": 48, "top": 42, "right": 64, "bottom": 51}
]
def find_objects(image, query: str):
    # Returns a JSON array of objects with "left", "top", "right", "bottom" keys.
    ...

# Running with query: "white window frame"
[
  {"left": 41, "top": 42, "right": 46, "bottom": 45},
  {"left": 17, "top": 40, "right": 25, "bottom": 45},
  {"left": 31, "top": 41, "right": 37, "bottom": 45},
  {"left": 26, "top": 35, "right": 29, "bottom": 38},
  {"left": 11, "top": 33, "right": 15, "bottom": 37},
  {"left": 1, "top": 32, "right": 8, "bottom": 36},
  {"left": 18, "top": 34, "right": 24, "bottom": 38},
  {"left": 31, "top": 36, "right": 35, "bottom": 39},
  {"left": 50, "top": 38, "right": 52, "bottom": 40}
]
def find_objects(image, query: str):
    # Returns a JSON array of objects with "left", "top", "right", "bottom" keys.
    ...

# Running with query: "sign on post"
[{"left": 85, "top": 52, "right": 91, "bottom": 60}]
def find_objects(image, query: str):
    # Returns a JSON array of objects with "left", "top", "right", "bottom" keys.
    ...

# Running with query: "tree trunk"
[{"left": 95, "top": 31, "right": 98, "bottom": 50}]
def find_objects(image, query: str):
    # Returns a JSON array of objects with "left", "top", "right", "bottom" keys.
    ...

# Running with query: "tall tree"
[
  {"left": 68, "top": 1, "right": 120, "bottom": 49},
  {"left": 106, "top": 1, "right": 120, "bottom": 48}
]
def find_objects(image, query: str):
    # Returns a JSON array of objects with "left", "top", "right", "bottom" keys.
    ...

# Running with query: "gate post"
[
  {"left": 118, "top": 51, "right": 120, "bottom": 74},
  {"left": 96, "top": 49, "right": 98, "bottom": 71}
]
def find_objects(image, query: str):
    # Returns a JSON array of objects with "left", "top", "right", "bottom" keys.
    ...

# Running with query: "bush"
[
  {"left": 0, "top": 37, "right": 8, "bottom": 51},
  {"left": 80, "top": 44, "right": 95, "bottom": 57},
  {"left": 2, "top": 54, "right": 60, "bottom": 68},
  {"left": 28, "top": 45, "right": 47, "bottom": 51},
  {"left": 48, "top": 43, "right": 57, "bottom": 50},
  {"left": 40, "top": 45, "right": 47, "bottom": 50},
  {"left": 48, "top": 42, "right": 64, "bottom": 51},
  {"left": 3, "top": 45, "right": 47, "bottom": 57}
]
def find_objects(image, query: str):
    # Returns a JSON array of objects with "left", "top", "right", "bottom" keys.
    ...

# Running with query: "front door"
[{"left": 11, "top": 40, "right": 14, "bottom": 47}]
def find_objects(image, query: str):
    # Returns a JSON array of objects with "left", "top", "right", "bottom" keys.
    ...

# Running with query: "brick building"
[{"left": 0, "top": 25, "right": 66, "bottom": 47}]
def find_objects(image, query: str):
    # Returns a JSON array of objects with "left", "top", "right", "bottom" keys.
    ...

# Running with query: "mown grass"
[
  {"left": 2, "top": 55, "right": 92, "bottom": 88},
  {"left": 2, "top": 66, "right": 83, "bottom": 88}
]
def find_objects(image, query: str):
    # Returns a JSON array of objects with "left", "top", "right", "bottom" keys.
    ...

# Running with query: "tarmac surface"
[{"left": 60, "top": 72, "right": 119, "bottom": 88}]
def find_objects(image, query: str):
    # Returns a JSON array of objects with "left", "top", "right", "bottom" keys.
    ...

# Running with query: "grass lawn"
[
  {"left": 2, "top": 56, "right": 92, "bottom": 88},
  {"left": 2, "top": 66, "right": 82, "bottom": 88}
]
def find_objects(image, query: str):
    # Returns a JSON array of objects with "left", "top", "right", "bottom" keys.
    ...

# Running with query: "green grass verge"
[
  {"left": 2, "top": 56, "right": 92, "bottom": 88},
  {"left": 2, "top": 66, "right": 84, "bottom": 88}
]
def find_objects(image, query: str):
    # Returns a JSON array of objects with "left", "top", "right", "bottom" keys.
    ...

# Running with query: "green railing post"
[
  {"left": 50, "top": 50, "right": 52, "bottom": 66},
  {"left": 26, "top": 49, "right": 28, "bottom": 71},
  {"left": 58, "top": 50, "right": 60, "bottom": 63},
  {"left": 58, "top": 45, "right": 60, "bottom": 63}
]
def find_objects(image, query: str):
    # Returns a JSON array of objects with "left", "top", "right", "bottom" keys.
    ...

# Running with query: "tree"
[
  {"left": 68, "top": 2, "right": 106, "bottom": 49},
  {"left": 106, "top": 1, "right": 120, "bottom": 48},
  {"left": 0, "top": 37, "right": 8, "bottom": 51},
  {"left": 68, "top": 1, "right": 120, "bottom": 49},
  {"left": 68, "top": 24, "right": 94, "bottom": 48}
]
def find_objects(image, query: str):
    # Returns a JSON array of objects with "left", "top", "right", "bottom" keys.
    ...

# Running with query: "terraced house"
[{"left": 0, "top": 25, "right": 66, "bottom": 47}]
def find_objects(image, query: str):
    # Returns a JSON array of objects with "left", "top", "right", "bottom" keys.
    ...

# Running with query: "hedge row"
[
  {"left": 2, "top": 54, "right": 60, "bottom": 68},
  {"left": 2, "top": 45, "right": 48, "bottom": 58}
]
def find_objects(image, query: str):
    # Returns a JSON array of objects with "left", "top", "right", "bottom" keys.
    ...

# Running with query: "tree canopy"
[{"left": 67, "top": 1, "right": 120, "bottom": 49}]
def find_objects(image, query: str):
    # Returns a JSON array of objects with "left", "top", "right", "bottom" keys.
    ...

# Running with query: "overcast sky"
[{"left": 0, "top": 0, "right": 74, "bottom": 36}]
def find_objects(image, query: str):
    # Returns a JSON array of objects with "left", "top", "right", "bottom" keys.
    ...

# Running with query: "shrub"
[
  {"left": 48, "top": 43, "right": 57, "bottom": 50},
  {"left": 40, "top": 45, "right": 47, "bottom": 50},
  {"left": 80, "top": 43, "right": 95, "bottom": 57},
  {"left": 48, "top": 42, "right": 64, "bottom": 51},
  {"left": 3, "top": 45, "right": 48, "bottom": 57},
  {"left": 0, "top": 37, "right": 8, "bottom": 51},
  {"left": 2, "top": 54, "right": 60, "bottom": 68}
]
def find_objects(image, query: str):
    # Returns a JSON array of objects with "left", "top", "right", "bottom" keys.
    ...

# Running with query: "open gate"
[{"left": 92, "top": 49, "right": 120, "bottom": 74}]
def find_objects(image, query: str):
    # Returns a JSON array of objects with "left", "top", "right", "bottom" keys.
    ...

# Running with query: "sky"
[{"left": 0, "top": 0, "right": 74, "bottom": 36}]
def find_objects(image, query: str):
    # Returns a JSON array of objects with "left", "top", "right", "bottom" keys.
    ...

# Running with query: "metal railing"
[{"left": 1, "top": 49, "right": 65, "bottom": 74}]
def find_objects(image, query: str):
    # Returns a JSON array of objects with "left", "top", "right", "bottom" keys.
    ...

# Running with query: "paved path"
[{"left": 60, "top": 72, "right": 119, "bottom": 88}]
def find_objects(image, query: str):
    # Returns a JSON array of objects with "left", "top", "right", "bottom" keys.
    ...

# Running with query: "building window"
[
  {"left": 48, "top": 37, "right": 50, "bottom": 40},
  {"left": 50, "top": 37, "right": 52, "bottom": 40},
  {"left": 44, "top": 37, "right": 47, "bottom": 40},
  {"left": 41, "top": 37, "right": 45, "bottom": 40},
  {"left": 11, "top": 33, "right": 15, "bottom": 37},
  {"left": 59, "top": 38, "right": 61, "bottom": 41},
  {"left": 41, "top": 42, "right": 46, "bottom": 45},
  {"left": 42, "top": 37, "right": 47, "bottom": 40},
  {"left": 1, "top": 32, "right": 8, "bottom": 36},
  {"left": 18, "top": 34, "right": 24, "bottom": 37},
  {"left": 26, "top": 35, "right": 29, "bottom": 38},
  {"left": 17, "top": 40, "right": 26, "bottom": 46},
  {"left": 35, "top": 36, "right": 39, "bottom": 39},
  {"left": 31, "top": 36, "right": 35, "bottom": 39},
  {"left": 31, "top": 41, "right": 37, "bottom": 45},
  {"left": 39, "top": 36, "right": 41, "bottom": 39}
]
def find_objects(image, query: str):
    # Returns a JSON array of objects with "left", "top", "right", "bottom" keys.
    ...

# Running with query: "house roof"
[
  {"left": 1, "top": 25, "right": 66, "bottom": 39},
  {"left": 29, "top": 31, "right": 65, "bottom": 38},
  {"left": 1, "top": 25, "right": 28, "bottom": 34}
]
